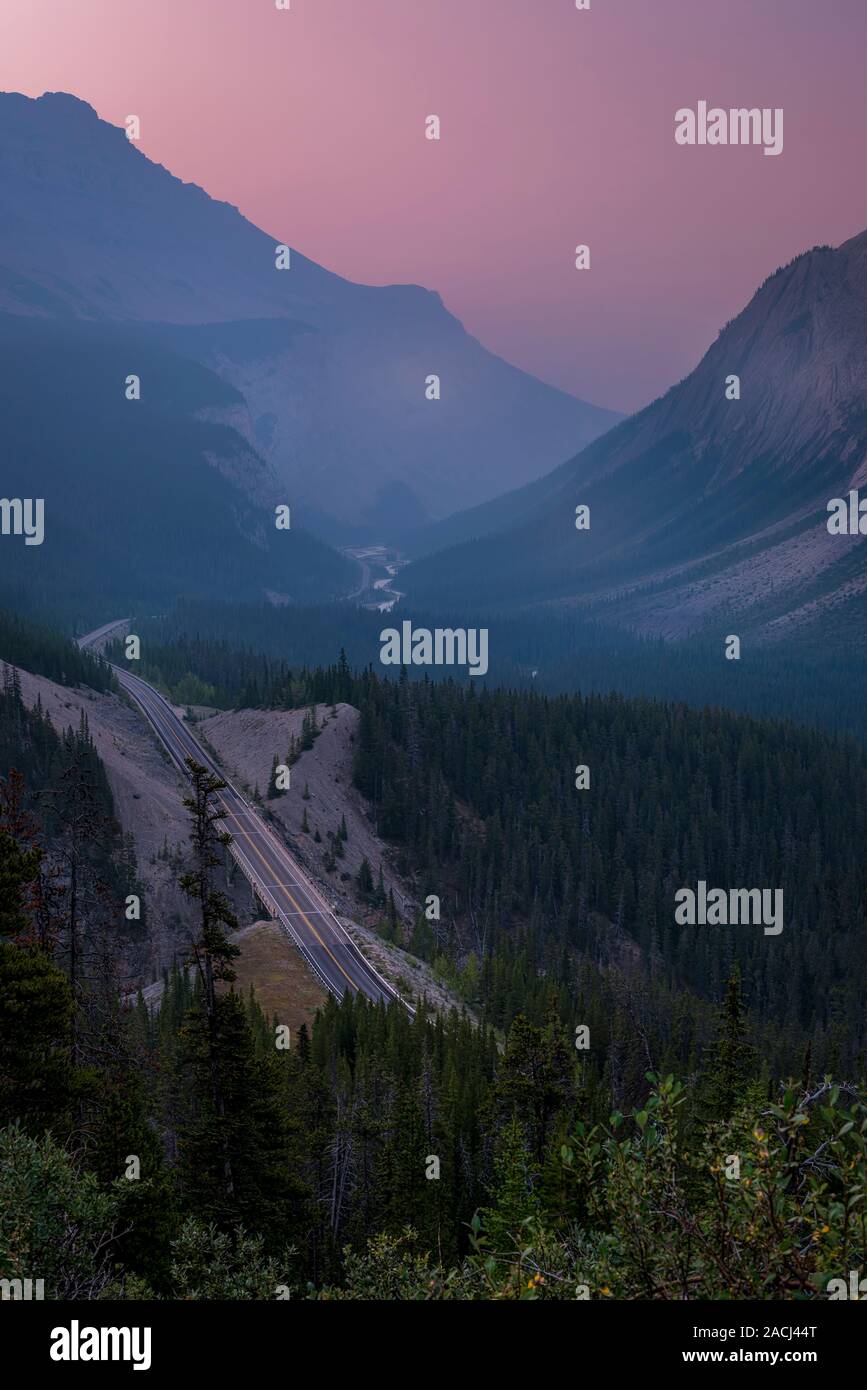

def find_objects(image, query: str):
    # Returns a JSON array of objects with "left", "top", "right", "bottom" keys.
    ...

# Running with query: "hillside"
[
  {"left": 347, "top": 667, "right": 867, "bottom": 1074},
  {"left": 3, "top": 634, "right": 460, "bottom": 1010},
  {"left": 3, "top": 630, "right": 865, "bottom": 1304},
  {"left": 196, "top": 701, "right": 416, "bottom": 932},
  {"left": 6, "top": 662, "right": 218, "bottom": 982},
  {"left": 0, "top": 90, "right": 618, "bottom": 538},
  {"left": 122, "top": 640, "right": 867, "bottom": 1072},
  {"left": 0, "top": 313, "right": 355, "bottom": 623},
  {"left": 402, "top": 232, "right": 867, "bottom": 649}
]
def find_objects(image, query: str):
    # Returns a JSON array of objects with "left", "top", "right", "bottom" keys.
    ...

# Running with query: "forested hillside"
[
  {"left": 100, "top": 626, "right": 867, "bottom": 1076},
  {"left": 0, "top": 314, "right": 354, "bottom": 625},
  {"left": 0, "top": 607, "right": 112, "bottom": 690},
  {"left": 118, "top": 598, "right": 867, "bottom": 745},
  {"left": 2, "top": 784, "right": 864, "bottom": 1300},
  {"left": 348, "top": 674, "right": 866, "bottom": 1077},
  {"left": 0, "top": 662, "right": 143, "bottom": 943},
  {"left": 2, "top": 624, "right": 864, "bottom": 1300}
]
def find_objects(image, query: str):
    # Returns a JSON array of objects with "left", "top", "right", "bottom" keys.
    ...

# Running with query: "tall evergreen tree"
[
  {"left": 178, "top": 758, "right": 240, "bottom": 1201},
  {"left": 700, "top": 966, "right": 757, "bottom": 1120}
]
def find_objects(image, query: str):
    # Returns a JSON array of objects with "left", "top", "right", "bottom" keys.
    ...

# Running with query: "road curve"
[{"left": 78, "top": 623, "right": 410, "bottom": 1010}]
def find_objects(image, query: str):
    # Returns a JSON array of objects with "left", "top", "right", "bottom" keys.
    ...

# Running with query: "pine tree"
[
  {"left": 700, "top": 966, "right": 757, "bottom": 1121},
  {"left": 496, "top": 1014, "right": 576, "bottom": 1165},
  {"left": 267, "top": 755, "right": 281, "bottom": 800},
  {"left": 357, "top": 857, "right": 374, "bottom": 896},
  {"left": 479, "top": 1112, "right": 539, "bottom": 1257},
  {"left": 176, "top": 986, "right": 309, "bottom": 1248},
  {"left": 0, "top": 816, "right": 78, "bottom": 1135},
  {"left": 178, "top": 757, "right": 241, "bottom": 1202}
]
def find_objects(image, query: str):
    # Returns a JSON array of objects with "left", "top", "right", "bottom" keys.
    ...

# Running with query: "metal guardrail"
[{"left": 224, "top": 834, "right": 340, "bottom": 1000}]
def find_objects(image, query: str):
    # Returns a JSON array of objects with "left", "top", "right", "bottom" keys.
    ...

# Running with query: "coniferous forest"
[
  {"left": 1, "top": 626, "right": 864, "bottom": 1303},
  {"left": 3, "top": 4, "right": 867, "bottom": 1360}
]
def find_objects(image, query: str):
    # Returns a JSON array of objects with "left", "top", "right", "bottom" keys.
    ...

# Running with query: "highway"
[{"left": 78, "top": 621, "right": 409, "bottom": 1009}]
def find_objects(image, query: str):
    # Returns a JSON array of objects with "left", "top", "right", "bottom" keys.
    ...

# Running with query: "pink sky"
[{"left": 2, "top": 0, "right": 865, "bottom": 412}]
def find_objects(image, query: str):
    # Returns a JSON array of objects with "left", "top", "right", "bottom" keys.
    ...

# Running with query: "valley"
[
  {"left": 0, "top": 6, "right": 864, "bottom": 1315},
  {"left": 342, "top": 545, "right": 406, "bottom": 611}
]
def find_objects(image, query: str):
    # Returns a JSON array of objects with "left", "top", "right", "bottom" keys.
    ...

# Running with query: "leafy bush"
[{"left": 0, "top": 1124, "right": 121, "bottom": 1299}]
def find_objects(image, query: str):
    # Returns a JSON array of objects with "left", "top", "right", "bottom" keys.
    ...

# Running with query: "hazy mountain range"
[
  {"left": 0, "top": 311, "right": 358, "bottom": 620},
  {"left": 4, "top": 88, "right": 865, "bottom": 655},
  {"left": 0, "top": 91, "right": 618, "bottom": 543},
  {"left": 404, "top": 230, "right": 867, "bottom": 651}
]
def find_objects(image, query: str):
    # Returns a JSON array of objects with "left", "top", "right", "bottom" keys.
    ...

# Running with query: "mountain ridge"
[
  {"left": 402, "top": 232, "right": 867, "bottom": 648},
  {"left": 0, "top": 90, "right": 619, "bottom": 534}
]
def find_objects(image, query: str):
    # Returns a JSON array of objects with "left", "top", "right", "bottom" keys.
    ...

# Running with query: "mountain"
[
  {"left": 401, "top": 231, "right": 867, "bottom": 649},
  {"left": 0, "top": 91, "right": 619, "bottom": 538},
  {"left": 0, "top": 313, "right": 355, "bottom": 625}
]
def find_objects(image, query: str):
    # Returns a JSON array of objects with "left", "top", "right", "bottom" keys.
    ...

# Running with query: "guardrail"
[{"left": 224, "top": 832, "right": 340, "bottom": 1000}]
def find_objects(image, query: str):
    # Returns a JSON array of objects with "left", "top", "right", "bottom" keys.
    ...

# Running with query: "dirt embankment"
[
  {"left": 197, "top": 702, "right": 416, "bottom": 926},
  {"left": 197, "top": 702, "right": 471, "bottom": 1016},
  {"left": 11, "top": 670, "right": 466, "bottom": 1018},
  {"left": 11, "top": 667, "right": 256, "bottom": 984}
]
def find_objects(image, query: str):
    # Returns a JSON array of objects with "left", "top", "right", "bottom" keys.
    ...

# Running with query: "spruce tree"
[
  {"left": 700, "top": 966, "right": 757, "bottom": 1120},
  {"left": 0, "top": 817, "right": 78, "bottom": 1135},
  {"left": 357, "top": 858, "right": 374, "bottom": 896},
  {"left": 178, "top": 758, "right": 240, "bottom": 1200},
  {"left": 479, "top": 1112, "right": 538, "bottom": 1257},
  {"left": 267, "top": 755, "right": 281, "bottom": 800}
]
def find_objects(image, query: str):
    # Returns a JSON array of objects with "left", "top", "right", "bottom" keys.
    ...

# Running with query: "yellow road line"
[{"left": 219, "top": 795, "right": 359, "bottom": 994}]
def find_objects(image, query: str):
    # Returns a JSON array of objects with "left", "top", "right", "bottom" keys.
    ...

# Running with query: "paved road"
[{"left": 78, "top": 623, "right": 408, "bottom": 1009}]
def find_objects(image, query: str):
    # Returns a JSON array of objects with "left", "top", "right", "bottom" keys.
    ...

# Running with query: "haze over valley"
[{"left": 1, "top": 0, "right": 866, "bottom": 1318}]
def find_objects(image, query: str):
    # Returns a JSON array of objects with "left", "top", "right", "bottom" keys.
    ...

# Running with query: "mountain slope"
[
  {"left": 0, "top": 90, "right": 619, "bottom": 536},
  {"left": 0, "top": 313, "right": 355, "bottom": 624},
  {"left": 402, "top": 232, "right": 867, "bottom": 646}
]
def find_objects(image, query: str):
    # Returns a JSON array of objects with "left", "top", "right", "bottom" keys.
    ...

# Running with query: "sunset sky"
[{"left": 2, "top": 0, "right": 865, "bottom": 412}]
